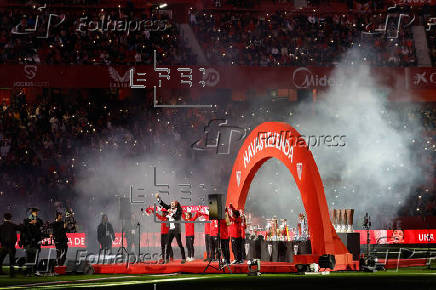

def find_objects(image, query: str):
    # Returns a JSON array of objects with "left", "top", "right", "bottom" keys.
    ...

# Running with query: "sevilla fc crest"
[
  {"left": 296, "top": 162, "right": 303, "bottom": 180},
  {"left": 236, "top": 171, "right": 241, "bottom": 187}
]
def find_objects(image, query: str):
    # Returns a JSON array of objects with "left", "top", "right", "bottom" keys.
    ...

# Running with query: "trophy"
[
  {"left": 298, "top": 213, "right": 307, "bottom": 240},
  {"left": 267, "top": 244, "right": 273, "bottom": 260},
  {"left": 334, "top": 209, "right": 341, "bottom": 232},
  {"left": 340, "top": 209, "right": 347, "bottom": 233},
  {"left": 332, "top": 208, "right": 338, "bottom": 231},
  {"left": 346, "top": 209, "right": 354, "bottom": 233},
  {"left": 293, "top": 244, "right": 299, "bottom": 255},
  {"left": 245, "top": 243, "right": 250, "bottom": 257},
  {"left": 272, "top": 216, "right": 278, "bottom": 241},
  {"left": 265, "top": 219, "right": 272, "bottom": 241}
]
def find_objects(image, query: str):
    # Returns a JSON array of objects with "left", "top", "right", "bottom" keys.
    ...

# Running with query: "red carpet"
[
  {"left": 54, "top": 258, "right": 429, "bottom": 275},
  {"left": 54, "top": 259, "right": 360, "bottom": 275},
  {"left": 92, "top": 260, "right": 295, "bottom": 274}
]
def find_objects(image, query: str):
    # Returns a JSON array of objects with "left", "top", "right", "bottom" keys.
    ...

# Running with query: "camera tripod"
[{"left": 203, "top": 220, "right": 232, "bottom": 273}]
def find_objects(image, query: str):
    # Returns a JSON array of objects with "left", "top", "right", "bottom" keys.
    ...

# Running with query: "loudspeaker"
[
  {"left": 66, "top": 260, "right": 94, "bottom": 275},
  {"left": 37, "top": 259, "right": 56, "bottom": 272},
  {"left": 296, "top": 264, "right": 308, "bottom": 273},
  {"left": 208, "top": 194, "right": 225, "bottom": 220},
  {"left": 119, "top": 197, "right": 131, "bottom": 220},
  {"left": 318, "top": 254, "right": 336, "bottom": 269},
  {"left": 16, "top": 257, "right": 26, "bottom": 267}
]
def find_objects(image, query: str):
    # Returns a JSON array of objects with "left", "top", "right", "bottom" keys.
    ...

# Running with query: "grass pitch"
[{"left": 0, "top": 267, "right": 435, "bottom": 289}]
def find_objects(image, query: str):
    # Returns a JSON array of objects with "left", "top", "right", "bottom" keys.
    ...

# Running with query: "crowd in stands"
[
  {"left": 0, "top": 1, "right": 424, "bottom": 67},
  {"left": 424, "top": 6, "right": 436, "bottom": 66},
  {"left": 192, "top": 9, "right": 416, "bottom": 66},
  {"left": 0, "top": 6, "right": 196, "bottom": 65},
  {"left": 0, "top": 89, "right": 230, "bottom": 223}
]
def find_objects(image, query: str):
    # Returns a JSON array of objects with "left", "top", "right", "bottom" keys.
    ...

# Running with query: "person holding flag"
[{"left": 144, "top": 206, "right": 174, "bottom": 263}]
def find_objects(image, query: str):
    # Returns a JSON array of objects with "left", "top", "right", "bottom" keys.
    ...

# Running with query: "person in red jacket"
[
  {"left": 220, "top": 215, "right": 230, "bottom": 264},
  {"left": 182, "top": 211, "right": 200, "bottom": 262},
  {"left": 146, "top": 208, "right": 173, "bottom": 263},
  {"left": 203, "top": 213, "right": 211, "bottom": 261},
  {"left": 209, "top": 219, "right": 219, "bottom": 261},
  {"left": 240, "top": 209, "right": 247, "bottom": 261},
  {"left": 227, "top": 204, "right": 243, "bottom": 264}
]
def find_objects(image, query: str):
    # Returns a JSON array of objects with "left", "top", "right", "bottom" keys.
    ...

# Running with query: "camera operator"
[
  {"left": 20, "top": 208, "right": 43, "bottom": 276},
  {"left": 0, "top": 213, "right": 20, "bottom": 277},
  {"left": 51, "top": 212, "right": 68, "bottom": 266}
]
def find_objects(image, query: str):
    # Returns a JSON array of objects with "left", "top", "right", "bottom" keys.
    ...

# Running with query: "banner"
[
  {"left": 355, "top": 229, "right": 436, "bottom": 244},
  {"left": 394, "top": 0, "right": 436, "bottom": 6},
  {"left": 15, "top": 233, "right": 86, "bottom": 249},
  {"left": 407, "top": 67, "right": 436, "bottom": 89},
  {"left": 0, "top": 64, "right": 408, "bottom": 91},
  {"left": 144, "top": 205, "right": 209, "bottom": 214}
]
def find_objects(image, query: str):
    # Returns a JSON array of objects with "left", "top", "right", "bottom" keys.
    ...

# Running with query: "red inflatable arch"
[{"left": 226, "top": 122, "right": 351, "bottom": 261}]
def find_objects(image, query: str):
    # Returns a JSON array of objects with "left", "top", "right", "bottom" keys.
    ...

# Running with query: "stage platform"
[{"left": 55, "top": 259, "right": 360, "bottom": 275}]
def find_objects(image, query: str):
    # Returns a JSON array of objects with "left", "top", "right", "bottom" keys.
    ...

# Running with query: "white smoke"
[{"left": 245, "top": 58, "right": 425, "bottom": 229}]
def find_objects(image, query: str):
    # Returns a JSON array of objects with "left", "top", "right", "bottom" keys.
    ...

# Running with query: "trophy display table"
[{"left": 245, "top": 239, "right": 312, "bottom": 262}]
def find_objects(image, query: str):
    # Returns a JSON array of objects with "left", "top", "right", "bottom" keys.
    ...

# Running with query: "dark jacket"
[
  {"left": 52, "top": 220, "right": 68, "bottom": 246},
  {"left": 21, "top": 217, "right": 43, "bottom": 248},
  {"left": 0, "top": 221, "right": 19, "bottom": 248},
  {"left": 158, "top": 199, "right": 182, "bottom": 233},
  {"left": 97, "top": 222, "right": 115, "bottom": 249}
]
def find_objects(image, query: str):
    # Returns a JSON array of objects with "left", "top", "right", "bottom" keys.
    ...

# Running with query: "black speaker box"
[
  {"left": 337, "top": 232, "right": 360, "bottom": 260},
  {"left": 318, "top": 254, "right": 336, "bottom": 269},
  {"left": 15, "top": 257, "right": 26, "bottom": 267},
  {"left": 208, "top": 194, "right": 225, "bottom": 220}
]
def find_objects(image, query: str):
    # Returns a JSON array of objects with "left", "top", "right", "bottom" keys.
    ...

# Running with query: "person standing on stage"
[
  {"left": 155, "top": 193, "right": 186, "bottom": 264},
  {"left": 203, "top": 212, "right": 211, "bottom": 262},
  {"left": 146, "top": 207, "right": 174, "bottom": 263},
  {"left": 220, "top": 214, "right": 230, "bottom": 265},
  {"left": 240, "top": 209, "right": 247, "bottom": 261},
  {"left": 209, "top": 219, "right": 219, "bottom": 261},
  {"left": 97, "top": 214, "right": 115, "bottom": 253},
  {"left": 0, "top": 213, "right": 20, "bottom": 277},
  {"left": 182, "top": 211, "right": 201, "bottom": 262},
  {"left": 227, "top": 204, "right": 243, "bottom": 264},
  {"left": 21, "top": 208, "right": 43, "bottom": 276},
  {"left": 51, "top": 212, "right": 68, "bottom": 266}
]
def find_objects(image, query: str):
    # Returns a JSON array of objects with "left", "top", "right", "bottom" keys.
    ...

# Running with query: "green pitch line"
[{"left": 1, "top": 268, "right": 436, "bottom": 289}]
